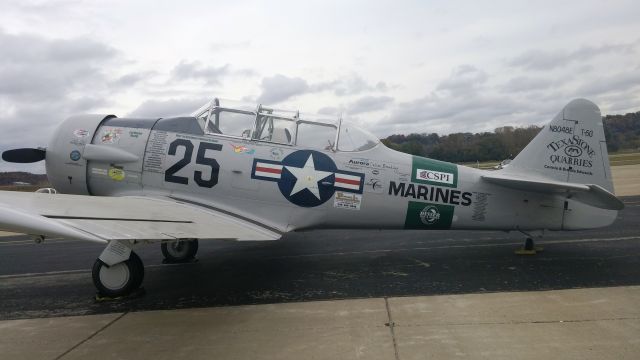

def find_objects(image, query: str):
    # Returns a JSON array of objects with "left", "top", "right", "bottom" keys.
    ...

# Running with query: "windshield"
[
  {"left": 296, "top": 121, "right": 337, "bottom": 150},
  {"left": 337, "top": 124, "right": 380, "bottom": 151},
  {"left": 192, "top": 98, "right": 377, "bottom": 151}
]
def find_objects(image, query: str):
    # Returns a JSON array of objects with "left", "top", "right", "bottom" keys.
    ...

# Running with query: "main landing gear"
[
  {"left": 92, "top": 252, "right": 144, "bottom": 298},
  {"left": 161, "top": 239, "right": 199, "bottom": 263},
  {"left": 91, "top": 239, "right": 199, "bottom": 298},
  {"left": 515, "top": 230, "right": 544, "bottom": 255}
]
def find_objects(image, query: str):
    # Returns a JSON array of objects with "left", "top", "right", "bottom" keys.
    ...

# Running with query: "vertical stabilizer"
[{"left": 504, "top": 99, "right": 614, "bottom": 192}]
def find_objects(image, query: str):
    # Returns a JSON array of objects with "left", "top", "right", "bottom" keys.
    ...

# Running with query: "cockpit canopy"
[{"left": 192, "top": 98, "right": 379, "bottom": 152}]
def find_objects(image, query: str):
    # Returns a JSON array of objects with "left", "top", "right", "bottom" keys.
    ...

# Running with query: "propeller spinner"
[{"left": 2, "top": 148, "right": 46, "bottom": 163}]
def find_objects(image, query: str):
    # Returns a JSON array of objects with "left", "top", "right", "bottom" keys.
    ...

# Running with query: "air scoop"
[{"left": 82, "top": 144, "right": 139, "bottom": 163}]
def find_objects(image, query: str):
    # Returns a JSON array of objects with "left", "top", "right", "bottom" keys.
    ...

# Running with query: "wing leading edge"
[
  {"left": 481, "top": 173, "right": 624, "bottom": 210},
  {"left": 0, "top": 191, "right": 281, "bottom": 243}
]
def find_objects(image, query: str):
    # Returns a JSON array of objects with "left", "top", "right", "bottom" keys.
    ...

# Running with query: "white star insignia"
[{"left": 285, "top": 154, "right": 333, "bottom": 200}]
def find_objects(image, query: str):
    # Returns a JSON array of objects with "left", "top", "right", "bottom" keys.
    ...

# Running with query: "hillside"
[
  {"left": 0, "top": 172, "right": 48, "bottom": 186},
  {"left": 383, "top": 111, "right": 640, "bottom": 162}
]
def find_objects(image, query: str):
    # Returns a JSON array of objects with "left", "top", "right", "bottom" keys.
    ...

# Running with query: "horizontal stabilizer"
[{"left": 482, "top": 173, "right": 624, "bottom": 210}]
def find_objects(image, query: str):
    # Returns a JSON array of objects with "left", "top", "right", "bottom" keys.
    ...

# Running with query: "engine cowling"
[{"left": 46, "top": 114, "right": 115, "bottom": 194}]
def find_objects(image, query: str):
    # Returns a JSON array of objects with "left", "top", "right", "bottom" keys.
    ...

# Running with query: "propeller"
[{"left": 2, "top": 148, "right": 46, "bottom": 163}]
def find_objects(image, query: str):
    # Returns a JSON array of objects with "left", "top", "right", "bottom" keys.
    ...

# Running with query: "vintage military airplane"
[{"left": 0, "top": 98, "right": 623, "bottom": 297}]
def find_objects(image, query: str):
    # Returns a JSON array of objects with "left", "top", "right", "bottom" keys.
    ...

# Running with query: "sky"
[{"left": 1, "top": 0, "right": 639, "bottom": 173}]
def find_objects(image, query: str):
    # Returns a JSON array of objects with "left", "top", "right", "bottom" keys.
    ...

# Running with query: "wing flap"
[
  {"left": 0, "top": 206, "right": 106, "bottom": 243},
  {"left": 0, "top": 191, "right": 281, "bottom": 242},
  {"left": 482, "top": 173, "right": 624, "bottom": 210}
]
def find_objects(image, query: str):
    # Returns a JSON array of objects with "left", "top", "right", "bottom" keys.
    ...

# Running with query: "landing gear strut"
[
  {"left": 92, "top": 251, "right": 144, "bottom": 297},
  {"left": 161, "top": 239, "right": 199, "bottom": 263}
]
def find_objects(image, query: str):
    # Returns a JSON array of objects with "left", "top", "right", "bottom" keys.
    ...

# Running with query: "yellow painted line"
[
  {"left": 0, "top": 231, "right": 22, "bottom": 237},
  {"left": 271, "top": 235, "right": 640, "bottom": 259},
  {"left": 0, "top": 263, "right": 190, "bottom": 279},
  {"left": 0, "top": 240, "right": 36, "bottom": 244}
]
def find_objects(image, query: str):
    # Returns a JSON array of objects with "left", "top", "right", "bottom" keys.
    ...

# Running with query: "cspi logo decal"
[
  {"left": 416, "top": 169, "right": 454, "bottom": 185},
  {"left": 251, "top": 150, "right": 364, "bottom": 207}
]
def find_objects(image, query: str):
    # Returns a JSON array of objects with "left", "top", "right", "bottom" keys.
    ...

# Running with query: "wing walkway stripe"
[{"left": 43, "top": 215, "right": 192, "bottom": 223}]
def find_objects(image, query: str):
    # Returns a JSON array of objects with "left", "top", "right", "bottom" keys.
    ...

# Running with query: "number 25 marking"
[{"left": 165, "top": 139, "right": 222, "bottom": 188}]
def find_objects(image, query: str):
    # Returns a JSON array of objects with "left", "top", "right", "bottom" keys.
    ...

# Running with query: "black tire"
[
  {"left": 161, "top": 239, "right": 198, "bottom": 262},
  {"left": 92, "top": 251, "right": 144, "bottom": 297}
]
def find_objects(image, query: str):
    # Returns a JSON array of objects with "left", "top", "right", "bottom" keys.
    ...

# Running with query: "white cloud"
[
  {"left": 128, "top": 98, "right": 208, "bottom": 118},
  {"left": 171, "top": 60, "right": 255, "bottom": 85},
  {"left": 256, "top": 74, "right": 310, "bottom": 104},
  {"left": 436, "top": 65, "right": 488, "bottom": 94},
  {"left": 509, "top": 41, "right": 637, "bottom": 70},
  {"left": 346, "top": 95, "right": 394, "bottom": 115},
  {"left": 1, "top": 0, "right": 639, "bottom": 174}
]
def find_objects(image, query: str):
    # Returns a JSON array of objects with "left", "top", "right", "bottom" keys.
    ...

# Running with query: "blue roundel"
[
  {"left": 69, "top": 150, "right": 81, "bottom": 161},
  {"left": 277, "top": 150, "right": 337, "bottom": 207}
]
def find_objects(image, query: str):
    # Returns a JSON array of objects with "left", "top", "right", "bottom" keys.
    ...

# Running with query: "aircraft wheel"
[
  {"left": 161, "top": 239, "right": 198, "bottom": 262},
  {"left": 92, "top": 252, "right": 144, "bottom": 297}
]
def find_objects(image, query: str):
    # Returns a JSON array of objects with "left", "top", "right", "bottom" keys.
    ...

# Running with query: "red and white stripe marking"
[
  {"left": 334, "top": 173, "right": 362, "bottom": 191},
  {"left": 255, "top": 162, "right": 283, "bottom": 179}
]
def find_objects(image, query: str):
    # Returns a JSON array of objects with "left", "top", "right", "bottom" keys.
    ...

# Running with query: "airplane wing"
[
  {"left": 0, "top": 191, "right": 282, "bottom": 243},
  {"left": 481, "top": 173, "right": 624, "bottom": 210}
]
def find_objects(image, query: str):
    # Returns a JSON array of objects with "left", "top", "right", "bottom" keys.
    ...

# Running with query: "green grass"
[{"left": 609, "top": 152, "right": 640, "bottom": 166}]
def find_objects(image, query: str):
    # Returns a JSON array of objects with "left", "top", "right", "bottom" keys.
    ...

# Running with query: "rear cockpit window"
[{"left": 254, "top": 114, "right": 296, "bottom": 145}]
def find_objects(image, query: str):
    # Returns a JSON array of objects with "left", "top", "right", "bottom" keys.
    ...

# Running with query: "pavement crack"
[
  {"left": 53, "top": 311, "right": 128, "bottom": 360},
  {"left": 396, "top": 316, "right": 640, "bottom": 328},
  {"left": 384, "top": 297, "right": 400, "bottom": 360}
]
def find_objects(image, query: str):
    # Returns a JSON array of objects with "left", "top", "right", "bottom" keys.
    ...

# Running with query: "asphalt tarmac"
[{"left": 1, "top": 196, "right": 639, "bottom": 321}]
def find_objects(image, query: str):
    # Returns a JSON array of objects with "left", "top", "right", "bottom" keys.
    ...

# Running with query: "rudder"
[{"left": 504, "top": 99, "right": 614, "bottom": 193}]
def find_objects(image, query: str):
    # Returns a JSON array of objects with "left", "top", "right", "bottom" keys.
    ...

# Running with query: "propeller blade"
[{"left": 2, "top": 148, "right": 46, "bottom": 163}]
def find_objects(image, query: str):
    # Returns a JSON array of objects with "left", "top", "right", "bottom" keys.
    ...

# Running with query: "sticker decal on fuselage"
[
  {"left": 251, "top": 150, "right": 364, "bottom": 207},
  {"left": 545, "top": 134, "right": 595, "bottom": 169},
  {"left": 230, "top": 144, "right": 256, "bottom": 155},
  {"left": 411, "top": 156, "right": 458, "bottom": 188},
  {"left": 100, "top": 127, "right": 123, "bottom": 144},
  {"left": 388, "top": 181, "right": 472, "bottom": 206},
  {"left": 404, "top": 201, "right": 454, "bottom": 229},
  {"left": 334, "top": 191, "right": 362, "bottom": 210}
]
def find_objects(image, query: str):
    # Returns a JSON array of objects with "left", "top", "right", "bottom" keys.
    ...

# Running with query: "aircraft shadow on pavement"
[
  {"left": 2, "top": 225, "right": 639, "bottom": 320},
  {"left": 100, "top": 230, "right": 640, "bottom": 314}
]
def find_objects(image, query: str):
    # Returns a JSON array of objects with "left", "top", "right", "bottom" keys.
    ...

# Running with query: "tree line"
[{"left": 382, "top": 111, "right": 640, "bottom": 162}]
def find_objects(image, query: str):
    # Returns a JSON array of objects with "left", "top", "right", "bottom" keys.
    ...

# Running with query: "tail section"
[{"left": 505, "top": 99, "right": 614, "bottom": 193}]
